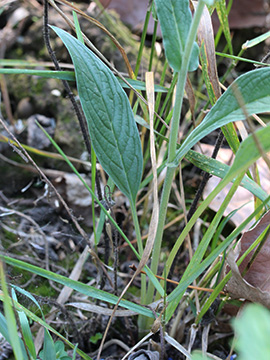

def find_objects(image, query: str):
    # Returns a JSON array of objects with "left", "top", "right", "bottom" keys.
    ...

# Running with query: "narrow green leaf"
[
  {"left": 185, "top": 149, "right": 270, "bottom": 204},
  {"left": 0, "top": 294, "right": 91, "bottom": 360},
  {"left": 216, "top": 52, "right": 270, "bottom": 67},
  {"left": 0, "top": 68, "right": 76, "bottom": 81},
  {"left": 155, "top": 0, "right": 199, "bottom": 72},
  {"left": 221, "top": 122, "right": 240, "bottom": 154},
  {"left": 226, "top": 126, "right": 270, "bottom": 179},
  {"left": 0, "top": 68, "right": 169, "bottom": 92},
  {"left": 51, "top": 27, "right": 143, "bottom": 202},
  {"left": 73, "top": 10, "right": 84, "bottom": 44},
  {"left": 0, "top": 262, "right": 24, "bottom": 360},
  {"left": 165, "top": 126, "right": 270, "bottom": 320},
  {"left": 17, "top": 311, "right": 36, "bottom": 359},
  {"left": 215, "top": 0, "right": 233, "bottom": 54},
  {"left": 242, "top": 31, "right": 270, "bottom": 49},
  {"left": 173, "top": 68, "right": 270, "bottom": 166},
  {"left": 135, "top": 117, "right": 268, "bottom": 203},
  {"left": 2, "top": 256, "right": 156, "bottom": 319}
]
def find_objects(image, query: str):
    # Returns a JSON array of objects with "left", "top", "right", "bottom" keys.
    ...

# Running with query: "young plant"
[{"left": 1, "top": 0, "right": 270, "bottom": 357}]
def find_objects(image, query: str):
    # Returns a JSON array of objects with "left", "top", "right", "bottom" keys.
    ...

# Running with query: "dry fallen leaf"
[
  {"left": 202, "top": 144, "right": 270, "bottom": 228},
  {"left": 226, "top": 210, "right": 270, "bottom": 307}
]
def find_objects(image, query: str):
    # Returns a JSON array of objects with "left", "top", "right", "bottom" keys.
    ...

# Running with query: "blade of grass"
[
  {"left": 0, "top": 261, "right": 25, "bottom": 360},
  {"left": 215, "top": 0, "right": 233, "bottom": 54},
  {"left": 0, "top": 291, "right": 92, "bottom": 360},
  {"left": 0, "top": 68, "right": 169, "bottom": 92},
  {"left": 165, "top": 170, "right": 245, "bottom": 320},
  {"left": 11, "top": 289, "right": 36, "bottom": 360},
  {"left": 2, "top": 255, "right": 156, "bottom": 319},
  {"left": 146, "top": 0, "right": 205, "bottom": 306}
]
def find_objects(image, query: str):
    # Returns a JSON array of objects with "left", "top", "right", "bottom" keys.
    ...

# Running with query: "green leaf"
[
  {"left": 0, "top": 262, "right": 25, "bottom": 360},
  {"left": 51, "top": 26, "right": 143, "bottom": 202},
  {"left": 185, "top": 149, "right": 270, "bottom": 205},
  {"left": 165, "top": 125, "right": 270, "bottom": 320},
  {"left": 0, "top": 67, "right": 169, "bottom": 92},
  {"left": 55, "top": 341, "right": 71, "bottom": 359},
  {"left": 233, "top": 304, "right": 270, "bottom": 360},
  {"left": 191, "top": 351, "right": 212, "bottom": 360},
  {"left": 173, "top": 68, "right": 270, "bottom": 166},
  {"left": 155, "top": 0, "right": 199, "bottom": 72},
  {"left": 215, "top": 0, "right": 233, "bottom": 54},
  {"left": 40, "top": 329, "right": 56, "bottom": 360},
  {"left": 203, "top": 0, "right": 215, "bottom": 4},
  {"left": 242, "top": 30, "right": 270, "bottom": 49},
  {"left": 0, "top": 293, "right": 91, "bottom": 360},
  {"left": 3, "top": 255, "right": 156, "bottom": 319},
  {"left": 226, "top": 125, "right": 270, "bottom": 180},
  {"left": 89, "top": 332, "right": 103, "bottom": 344}
]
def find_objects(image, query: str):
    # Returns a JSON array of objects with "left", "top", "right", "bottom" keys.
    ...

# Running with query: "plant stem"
[
  {"left": 130, "top": 201, "right": 146, "bottom": 303},
  {"left": 145, "top": 0, "right": 206, "bottom": 305}
]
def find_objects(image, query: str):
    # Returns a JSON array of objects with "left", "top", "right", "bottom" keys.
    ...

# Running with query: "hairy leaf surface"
[
  {"left": 155, "top": 0, "right": 199, "bottom": 72},
  {"left": 52, "top": 27, "right": 143, "bottom": 202}
]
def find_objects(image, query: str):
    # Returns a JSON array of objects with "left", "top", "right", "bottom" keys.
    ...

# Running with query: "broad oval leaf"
[
  {"left": 51, "top": 26, "right": 143, "bottom": 202},
  {"left": 233, "top": 304, "right": 270, "bottom": 360},
  {"left": 173, "top": 67, "right": 270, "bottom": 166},
  {"left": 155, "top": 0, "right": 199, "bottom": 72}
]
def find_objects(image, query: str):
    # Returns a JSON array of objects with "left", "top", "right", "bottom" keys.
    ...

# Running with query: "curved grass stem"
[{"left": 145, "top": 0, "right": 206, "bottom": 305}]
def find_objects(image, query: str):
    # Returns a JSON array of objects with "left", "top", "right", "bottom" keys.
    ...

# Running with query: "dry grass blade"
[
  {"left": 145, "top": 71, "right": 159, "bottom": 255},
  {"left": 197, "top": 5, "right": 221, "bottom": 101},
  {"left": 67, "top": 302, "right": 137, "bottom": 317},
  {"left": 96, "top": 72, "right": 159, "bottom": 360}
]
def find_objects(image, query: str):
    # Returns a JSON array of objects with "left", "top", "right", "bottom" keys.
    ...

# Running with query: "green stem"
[
  {"left": 134, "top": 1, "right": 152, "bottom": 77},
  {"left": 145, "top": 0, "right": 206, "bottom": 305},
  {"left": 91, "top": 146, "right": 97, "bottom": 247},
  {"left": 130, "top": 201, "right": 146, "bottom": 303}
]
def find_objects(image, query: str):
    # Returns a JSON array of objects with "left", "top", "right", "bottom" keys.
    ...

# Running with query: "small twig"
[{"left": 0, "top": 117, "right": 89, "bottom": 243}]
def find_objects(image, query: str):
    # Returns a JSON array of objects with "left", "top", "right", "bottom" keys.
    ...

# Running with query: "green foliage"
[
  {"left": 89, "top": 332, "right": 103, "bottom": 345},
  {"left": 3, "top": 256, "right": 156, "bottom": 319},
  {"left": 39, "top": 338, "right": 72, "bottom": 360},
  {"left": 1, "top": 0, "right": 270, "bottom": 358},
  {"left": 233, "top": 304, "right": 270, "bottom": 360},
  {"left": 51, "top": 26, "right": 143, "bottom": 204},
  {"left": 173, "top": 68, "right": 270, "bottom": 166},
  {"left": 192, "top": 303, "right": 270, "bottom": 360},
  {"left": 155, "top": 0, "right": 199, "bottom": 72}
]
